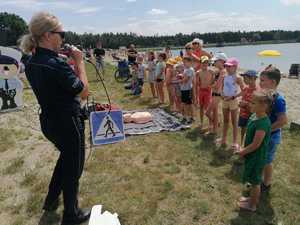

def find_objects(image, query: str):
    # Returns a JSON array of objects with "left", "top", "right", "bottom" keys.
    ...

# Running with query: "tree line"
[{"left": 1, "top": 12, "right": 300, "bottom": 49}]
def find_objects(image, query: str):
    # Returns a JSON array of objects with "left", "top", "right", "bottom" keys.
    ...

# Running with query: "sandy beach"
[{"left": 277, "top": 77, "right": 300, "bottom": 123}]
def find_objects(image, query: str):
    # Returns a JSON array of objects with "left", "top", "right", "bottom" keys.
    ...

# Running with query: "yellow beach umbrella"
[{"left": 258, "top": 50, "right": 281, "bottom": 57}]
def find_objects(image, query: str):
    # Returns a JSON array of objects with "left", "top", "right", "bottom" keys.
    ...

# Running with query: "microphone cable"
[
  {"left": 85, "top": 58, "right": 112, "bottom": 113},
  {"left": 84, "top": 57, "right": 115, "bottom": 161},
  {"left": 64, "top": 44, "right": 118, "bottom": 161},
  {"left": 64, "top": 43, "right": 112, "bottom": 112}
]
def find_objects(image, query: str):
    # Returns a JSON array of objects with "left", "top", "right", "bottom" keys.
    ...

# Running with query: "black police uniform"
[{"left": 25, "top": 47, "right": 86, "bottom": 218}]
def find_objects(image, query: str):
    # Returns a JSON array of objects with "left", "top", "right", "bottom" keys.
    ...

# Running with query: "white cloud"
[
  {"left": 280, "top": 0, "right": 300, "bottom": 5},
  {"left": 128, "top": 17, "right": 137, "bottom": 21},
  {"left": 75, "top": 7, "right": 101, "bottom": 14},
  {"left": 105, "top": 11, "right": 300, "bottom": 35},
  {"left": 112, "top": 7, "right": 125, "bottom": 11},
  {"left": 126, "top": 0, "right": 137, "bottom": 2},
  {"left": 0, "top": 0, "right": 101, "bottom": 15},
  {"left": 0, "top": 0, "right": 40, "bottom": 10},
  {"left": 0, "top": 0, "right": 38, "bottom": 4},
  {"left": 147, "top": 8, "right": 168, "bottom": 15},
  {"left": 82, "top": 25, "right": 97, "bottom": 32}
]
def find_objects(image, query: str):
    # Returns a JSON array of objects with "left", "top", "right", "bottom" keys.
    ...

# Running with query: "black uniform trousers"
[{"left": 40, "top": 112, "right": 85, "bottom": 215}]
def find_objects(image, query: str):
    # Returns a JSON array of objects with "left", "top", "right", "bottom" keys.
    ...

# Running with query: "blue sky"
[{"left": 1, "top": 0, "right": 300, "bottom": 35}]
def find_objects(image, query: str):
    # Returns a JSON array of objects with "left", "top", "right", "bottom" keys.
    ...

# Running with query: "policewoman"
[{"left": 20, "top": 12, "right": 90, "bottom": 225}]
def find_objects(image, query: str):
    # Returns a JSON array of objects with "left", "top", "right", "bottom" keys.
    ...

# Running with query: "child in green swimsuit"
[{"left": 236, "top": 90, "right": 272, "bottom": 212}]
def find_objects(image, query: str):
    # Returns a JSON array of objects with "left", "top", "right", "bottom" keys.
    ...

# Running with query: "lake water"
[{"left": 172, "top": 43, "right": 300, "bottom": 73}]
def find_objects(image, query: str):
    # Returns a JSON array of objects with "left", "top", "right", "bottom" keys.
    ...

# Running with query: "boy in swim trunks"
[{"left": 196, "top": 56, "right": 214, "bottom": 130}]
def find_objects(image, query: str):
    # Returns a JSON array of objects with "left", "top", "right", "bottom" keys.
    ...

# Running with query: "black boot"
[
  {"left": 43, "top": 198, "right": 60, "bottom": 212},
  {"left": 61, "top": 208, "right": 91, "bottom": 225}
]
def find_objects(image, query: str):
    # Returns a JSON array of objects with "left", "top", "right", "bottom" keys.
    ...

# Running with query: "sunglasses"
[
  {"left": 185, "top": 47, "right": 192, "bottom": 50},
  {"left": 50, "top": 31, "right": 66, "bottom": 39},
  {"left": 192, "top": 42, "right": 199, "bottom": 45}
]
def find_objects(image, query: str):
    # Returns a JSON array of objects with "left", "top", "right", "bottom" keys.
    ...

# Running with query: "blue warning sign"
[{"left": 90, "top": 110, "right": 125, "bottom": 145}]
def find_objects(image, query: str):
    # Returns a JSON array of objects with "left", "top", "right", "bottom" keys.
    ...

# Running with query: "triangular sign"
[
  {"left": 90, "top": 110, "right": 125, "bottom": 146},
  {"left": 95, "top": 114, "right": 123, "bottom": 140}
]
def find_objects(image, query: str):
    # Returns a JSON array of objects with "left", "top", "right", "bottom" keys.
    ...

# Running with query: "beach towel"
[{"left": 123, "top": 108, "right": 190, "bottom": 135}]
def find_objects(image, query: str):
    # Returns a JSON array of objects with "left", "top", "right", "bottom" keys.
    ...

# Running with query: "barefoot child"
[
  {"left": 259, "top": 68, "right": 288, "bottom": 192},
  {"left": 165, "top": 58, "right": 177, "bottom": 111},
  {"left": 236, "top": 90, "right": 272, "bottom": 212},
  {"left": 238, "top": 70, "right": 258, "bottom": 144},
  {"left": 218, "top": 58, "right": 244, "bottom": 150},
  {"left": 137, "top": 55, "right": 146, "bottom": 94},
  {"left": 196, "top": 56, "right": 214, "bottom": 130},
  {"left": 155, "top": 53, "right": 167, "bottom": 104},
  {"left": 180, "top": 56, "right": 195, "bottom": 124},
  {"left": 173, "top": 62, "right": 184, "bottom": 113},
  {"left": 206, "top": 52, "right": 227, "bottom": 135},
  {"left": 147, "top": 51, "right": 157, "bottom": 98}
]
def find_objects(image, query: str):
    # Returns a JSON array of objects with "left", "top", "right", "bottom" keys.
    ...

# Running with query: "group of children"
[{"left": 127, "top": 44, "right": 287, "bottom": 212}]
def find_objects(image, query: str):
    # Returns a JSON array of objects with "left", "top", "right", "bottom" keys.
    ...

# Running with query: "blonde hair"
[
  {"left": 253, "top": 90, "right": 274, "bottom": 114},
  {"left": 19, "top": 12, "right": 61, "bottom": 54}
]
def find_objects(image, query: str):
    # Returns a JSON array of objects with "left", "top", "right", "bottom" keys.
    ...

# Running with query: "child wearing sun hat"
[{"left": 165, "top": 58, "right": 177, "bottom": 111}]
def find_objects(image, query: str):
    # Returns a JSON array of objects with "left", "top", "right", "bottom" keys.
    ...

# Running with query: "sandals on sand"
[
  {"left": 231, "top": 143, "right": 240, "bottom": 151},
  {"left": 215, "top": 138, "right": 227, "bottom": 146},
  {"left": 239, "top": 196, "right": 250, "bottom": 202},
  {"left": 238, "top": 201, "right": 256, "bottom": 212},
  {"left": 204, "top": 131, "right": 218, "bottom": 136}
]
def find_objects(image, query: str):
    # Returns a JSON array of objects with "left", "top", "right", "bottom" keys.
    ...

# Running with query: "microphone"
[
  {"left": 62, "top": 43, "right": 92, "bottom": 63},
  {"left": 63, "top": 43, "right": 72, "bottom": 51}
]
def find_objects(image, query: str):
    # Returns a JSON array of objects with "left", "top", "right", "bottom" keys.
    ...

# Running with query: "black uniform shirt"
[{"left": 25, "top": 47, "right": 84, "bottom": 115}]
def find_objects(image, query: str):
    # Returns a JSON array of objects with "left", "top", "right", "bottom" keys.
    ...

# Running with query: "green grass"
[
  {"left": 81, "top": 63, "right": 300, "bottom": 225},
  {"left": 3, "top": 157, "right": 24, "bottom": 175},
  {"left": 0, "top": 127, "right": 31, "bottom": 152},
  {"left": 26, "top": 192, "right": 44, "bottom": 216},
  {"left": 0, "top": 62, "right": 299, "bottom": 225},
  {"left": 0, "top": 128, "right": 18, "bottom": 152},
  {"left": 20, "top": 171, "right": 38, "bottom": 187}
]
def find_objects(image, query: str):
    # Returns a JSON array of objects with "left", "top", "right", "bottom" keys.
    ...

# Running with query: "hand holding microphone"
[
  {"left": 64, "top": 44, "right": 83, "bottom": 64},
  {"left": 63, "top": 44, "right": 89, "bottom": 99}
]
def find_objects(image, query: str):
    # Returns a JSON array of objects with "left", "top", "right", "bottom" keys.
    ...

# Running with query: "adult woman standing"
[{"left": 20, "top": 12, "right": 90, "bottom": 225}]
